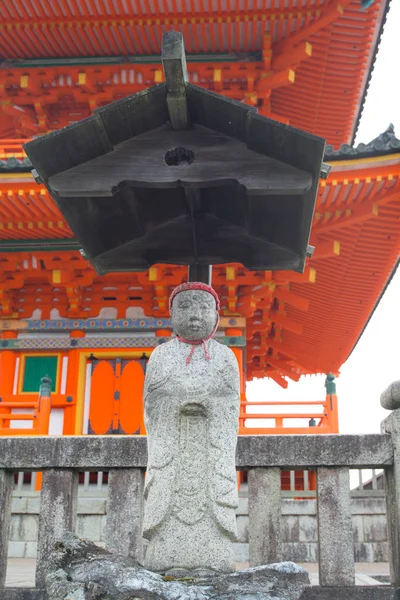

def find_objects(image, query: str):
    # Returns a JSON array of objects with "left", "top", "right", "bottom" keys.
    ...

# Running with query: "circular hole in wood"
[{"left": 165, "top": 147, "right": 194, "bottom": 166}]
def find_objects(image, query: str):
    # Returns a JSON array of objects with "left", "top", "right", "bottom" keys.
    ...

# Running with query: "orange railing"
[
  {"left": 238, "top": 391, "right": 338, "bottom": 491},
  {"left": 1, "top": 394, "right": 338, "bottom": 436},
  {"left": 0, "top": 377, "right": 51, "bottom": 436},
  {"left": 238, "top": 393, "right": 339, "bottom": 435}
]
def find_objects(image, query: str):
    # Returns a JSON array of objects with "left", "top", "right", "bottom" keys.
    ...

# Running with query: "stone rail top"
[{"left": 0, "top": 433, "right": 394, "bottom": 470}]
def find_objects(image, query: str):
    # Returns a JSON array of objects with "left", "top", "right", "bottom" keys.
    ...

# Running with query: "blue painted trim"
[{"left": 23, "top": 318, "right": 172, "bottom": 331}]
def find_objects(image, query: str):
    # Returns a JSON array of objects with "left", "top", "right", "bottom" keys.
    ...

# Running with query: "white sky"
[{"left": 247, "top": 0, "right": 400, "bottom": 437}]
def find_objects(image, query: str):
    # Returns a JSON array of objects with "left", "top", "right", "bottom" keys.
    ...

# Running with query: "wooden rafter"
[
  {"left": 315, "top": 182, "right": 400, "bottom": 234},
  {"left": 0, "top": 6, "right": 350, "bottom": 45},
  {"left": 273, "top": 0, "right": 366, "bottom": 56},
  {"left": 0, "top": 0, "right": 384, "bottom": 146}
]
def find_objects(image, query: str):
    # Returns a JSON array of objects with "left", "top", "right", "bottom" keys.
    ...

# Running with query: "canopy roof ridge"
[{"left": 22, "top": 31, "right": 326, "bottom": 276}]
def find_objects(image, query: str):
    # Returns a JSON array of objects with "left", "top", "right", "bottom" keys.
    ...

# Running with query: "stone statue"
[{"left": 142, "top": 282, "right": 240, "bottom": 577}]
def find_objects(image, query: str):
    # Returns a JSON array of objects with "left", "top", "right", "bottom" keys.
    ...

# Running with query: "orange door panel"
[
  {"left": 88, "top": 360, "right": 115, "bottom": 434},
  {"left": 88, "top": 357, "right": 146, "bottom": 435},
  {"left": 119, "top": 359, "right": 145, "bottom": 434}
]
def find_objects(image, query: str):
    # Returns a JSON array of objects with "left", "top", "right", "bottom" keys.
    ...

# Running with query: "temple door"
[{"left": 88, "top": 357, "right": 145, "bottom": 435}]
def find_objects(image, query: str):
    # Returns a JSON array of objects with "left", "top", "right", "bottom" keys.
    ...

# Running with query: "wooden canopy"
[{"left": 24, "top": 32, "right": 325, "bottom": 276}]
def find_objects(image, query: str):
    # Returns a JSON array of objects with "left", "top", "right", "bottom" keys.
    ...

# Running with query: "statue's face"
[{"left": 171, "top": 290, "right": 218, "bottom": 341}]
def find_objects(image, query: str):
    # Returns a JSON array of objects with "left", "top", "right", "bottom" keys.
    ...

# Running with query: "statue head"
[{"left": 169, "top": 282, "right": 220, "bottom": 341}]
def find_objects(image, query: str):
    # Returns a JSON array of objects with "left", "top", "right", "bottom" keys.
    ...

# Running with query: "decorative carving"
[{"left": 142, "top": 283, "right": 240, "bottom": 575}]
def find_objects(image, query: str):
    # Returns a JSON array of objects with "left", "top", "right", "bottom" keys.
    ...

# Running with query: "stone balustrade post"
[
  {"left": 381, "top": 408, "right": 400, "bottom": 586},
  {"left": 0, "top": 470, "right": 13, "bottom": 588},
  {"left": 317, "top": 467, "right": 355, "bottom": 586},
  {"left": 36, "top": 469, "right": 78, "bottom": 587},
  {"left": 105, "top": 468, "right": 145, "bottom": 561},
  {"left": 248, "top": 467, "right": 282, "bottom": 566}
]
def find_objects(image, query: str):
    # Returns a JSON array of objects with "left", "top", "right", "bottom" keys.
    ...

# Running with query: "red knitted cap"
[{"left": 169, "top": 282, "right": 220, "bottom": 312}]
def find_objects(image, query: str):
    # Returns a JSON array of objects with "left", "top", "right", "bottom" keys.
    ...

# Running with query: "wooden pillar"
[
  {"left": 105, "top": 469, "right": 145, "bottom": 561},
  {"left": 0, "top": 332, "right": 18, "bottom": 430},
  {"left": 231, "top": 347, "right": 246, "bottom": 432},
  {"left": 36, "top": 469, "right": 78, "bottom": 587},
  {"left": 162, "top": 31, "right": 214, "bottom": 288},
  {"left": 230, "top": 347, "right": 245, "bottom": 396},
  {"left": 248, "top": 467, "right": 282, "bottom": 566},
  {"left": 382, "top": 410, "right": 400, "bottom": 586},
  {"left": 0, "top": 350, "right": 17, "bottom": 395},
  {"left": 188, "top": 265, "right": 212, "bottom": 285},
  {"left": 317, "top": 467, "right": 354, "bottom": 586},
  {"left": 64, "top": 332, "right": 85, "bottom": 434},
  {"left": 328, "top": 392, "right": 339, "bottom": 432},
  {"left": 0, "top": 332, "right": 18, "bottom": 393},
  {"left": 0, "top": 470, "right": 13, "bottom": 587},
  {"left": 162, "top": 30, "right": 189, "bottom": 130},
  {"left": 35, "top": 376, "right": 52, "bottom": 435},
  {"left": 325, "top": 373, "right": 339, "bottom": 433}
]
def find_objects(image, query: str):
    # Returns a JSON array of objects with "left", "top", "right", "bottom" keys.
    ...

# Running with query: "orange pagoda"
[{"left": 0, "top": 0, "right": 398, "bottom": 450}]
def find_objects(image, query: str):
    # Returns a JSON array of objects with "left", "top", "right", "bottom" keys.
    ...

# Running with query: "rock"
[
  {"left": 380, "top": 380, "right": 400, "bottom": 410},
  {"left": 45, "top": 533, "right": 310, "bottom": 600},
  {"left": 143, "top": 284, "right": 241, "bottom": 573}
]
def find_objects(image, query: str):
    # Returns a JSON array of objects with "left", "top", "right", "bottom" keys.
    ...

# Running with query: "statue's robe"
[{"left": 142, "top": 337, "right": 240, "bottom": 573}]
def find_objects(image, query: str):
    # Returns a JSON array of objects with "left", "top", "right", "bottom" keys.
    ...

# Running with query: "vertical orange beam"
[
  {"left": 309, "top": 470, "right": 317, "bottom": 491},
  {"left": 138, "top": 353, "right": 149, "bottom": 435},
  {"left": 0, "top": 332, "right": 18, "bottom": 429},
  {"left": 64, "top": 331, "right": 85, "bottom": 434},
  {"left": 35, "top": 377, "right": 52, "bottom": 436},
  {"left": 113, "top": 358, "right": 122, "bottom": 432},
  {"left": 34, "top": 375, "right": 53, "bottom": 491},
  {"left": 232, "top": 345, "right": 246, "bottom": 485},
  {"left": 230, "top": 345, "right": 245, "bottom": 396},
  {"left": 231, "top": 346, "right": 246, "bottom": 430},
  {"left": 327, "top": 392, "right": 339, "bottom": 433},
  {"left": 325, "top": 373, "right": 339, "bottom": 433}
]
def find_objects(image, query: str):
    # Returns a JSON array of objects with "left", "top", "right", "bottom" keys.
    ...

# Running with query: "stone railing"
[
  {"left": 6, "top": 470, "right": 389, "bottom": 563},
  {"left": 1, "top": 410, "right": 400, "bottom": 599}
]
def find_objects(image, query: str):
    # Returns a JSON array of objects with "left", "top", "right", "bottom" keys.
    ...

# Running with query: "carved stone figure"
[{"left": 142, "top": 282, "right": 240, "bottom": 576}]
